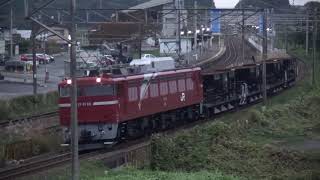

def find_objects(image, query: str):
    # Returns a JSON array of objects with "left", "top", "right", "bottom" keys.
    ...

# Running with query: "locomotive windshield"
[{"left": 59, "top": 85, "right": 116, "bottom": 97}]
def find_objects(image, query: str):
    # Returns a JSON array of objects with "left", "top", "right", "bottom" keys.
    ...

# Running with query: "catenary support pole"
[
  {"left": 312, "top": 8, "right": 318, "bottom": 86},
  {"left": 32, "top": 26, "right": 37, "bottom": 95},
  {"left": 285, "top": 26, "right": 288, "bottom": 52},
  {"left": 10, "top": 3, "right": 13, "bottom": 58},
  {"left": 176, "top": 0, "right": 181, "bottom": 61},
  {"left": 242, "top": 8, "right": 245, "bottom": 65},
  {"left": 194, "top": 1, "right": 197, "bottom": 51},
  {"left": 70, "top": 0, "right": 79, "bottom": 179},
  {"left": 262, "top": 9, "right": 268, "bottom": 105},
  {"left": 31, "top": 0, "right": 38, "bottom": 96},
  {"left": 139, "top": 24, "right": 142, "bottom": 59},
  {"left": 306, "top": 13, "right": 309, "bottom": 56}
]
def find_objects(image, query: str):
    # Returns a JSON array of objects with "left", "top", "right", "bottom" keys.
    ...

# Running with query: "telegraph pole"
[
  {"left": 312, "top": 8, "right": 318, "bottom": 86},
  {"left": 241, "top": 8, "right": 245, "bottom": 65},
  {"left": 139, "top": 23, "right": 142, "bottom": 58},
  {"left": 175, "top": 0, "right": 181, "bottom": 60},
  {"left": 306, "top": 13, "right": 309, "bottom": 55},
  {"left": 262, "top": 9, "right": 268, "bottom": 105},
  {"left": 70, "top": 0, "right": 79, "bottom": 179},
  {"left": 32, "top": 27, "right": 37, "bottom": 95},
  {"left": 31, "top": 0, "right": 37, "bottom": 95},
  {"left": 10, "top": 3, "right": 13, "bottom": 58},
  {"left": 285, "top": 26, "right": 288, "bottom": 52},
  {"left": 194, "top": 1, "right": 197, "bottom": 51}
]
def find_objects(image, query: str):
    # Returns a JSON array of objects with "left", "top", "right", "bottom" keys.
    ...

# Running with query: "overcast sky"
[{"left": 214, "top": 0, "right": 313, "bottom": 8}]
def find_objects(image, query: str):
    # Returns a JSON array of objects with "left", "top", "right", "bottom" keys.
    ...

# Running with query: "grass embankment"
[
  {"left": 148, "top": 49, "right": 320, "bottom": 179},
  {"left": 151, "top": 88, "right": 320, "bottom": 179},
  {"left": 0, "top": 91, "right": 60, "bottom": 166},
  {"left": 23, "top": 162, "right": 239, "bottom": 180},
  {"left": 0, "top": 91, "right": 58, "bottom": 122},
  {"left": 24, "top": 86, "right": 320, "bottom": 180}
]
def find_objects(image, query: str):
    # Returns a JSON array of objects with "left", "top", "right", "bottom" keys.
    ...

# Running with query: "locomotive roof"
[{"left": 59, "top": 67, "right": 201, "bottom": 86}]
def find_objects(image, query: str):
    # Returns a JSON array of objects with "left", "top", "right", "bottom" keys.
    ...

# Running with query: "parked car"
[
  {"left": 5, "top": 60, "right": 26, "bottom": 72},
  {"left": 36, "top": 54, "right": 50, "bottom": 64},
  {"left": 20, "top": 53, "right": 50, "bottom": 64},
  {"left": 20, "top": 54, "right": 33, "bottom": 61},
  {"left": 5, "top": 60, "right": 38, "bottom": 72},
  {"left": 47, "top": 54, "right": 55, "bottom": 63}
]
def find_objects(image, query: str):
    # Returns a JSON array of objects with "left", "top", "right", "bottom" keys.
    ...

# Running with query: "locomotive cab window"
[
  {"left": 84, "top": 85, "right": 116, "bottom": 96},
  {"left": 59, "top": 85, "right": 115, "bottom": 97},
  {"left": 59, "top": 87, "right": 70, "bottom": 97}
]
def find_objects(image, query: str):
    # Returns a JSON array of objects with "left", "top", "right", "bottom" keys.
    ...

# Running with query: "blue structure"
[
  {"left": 259, "top": 14, "right": 263, "bottom": 34},
  {"left": 211, "top": 9, "right": 221, "bottom": 33}
]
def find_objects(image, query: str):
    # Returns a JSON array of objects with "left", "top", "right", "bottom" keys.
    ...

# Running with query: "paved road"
[{"left": 0, "top": 53, "right": 67, "bottom": 100}]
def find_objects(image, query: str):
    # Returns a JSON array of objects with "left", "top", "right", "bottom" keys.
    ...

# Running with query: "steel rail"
[{"left": 0, "top": 111, "right": 59, "bottom": 128}]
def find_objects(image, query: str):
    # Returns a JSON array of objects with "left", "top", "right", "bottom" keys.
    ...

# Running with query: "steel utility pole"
[
  {"left": 312, "top": 8, "right": 318, "bottom": 86},
  {"left": 30, "top": 0, "right": 37, "bottom": 96},
  {"left": 285, "top": 26, "right": 288, "bottom": 52},
  {"left": 10, "top": 3, "right": 13, "bottom": 58},
  {"left": 139, "top": 23, "right": 142, "bottom": 58},
  {"left": 193, "top": 1, "right": 197, "bottom": 51},
  {"left": 306, "top": 13, "right": 309, "bottom": 55},
  {"left": 241, "top": 8, "right": 245, "bottom": 65},
  {"left": 175, "top": 0, "right": 181, "bottom": 60},
  {"left": 70, "top": 0, "right": 79, "bottom": 179},
  {"left": 262, "top": 9, "right": 268, "bottom": 105}
]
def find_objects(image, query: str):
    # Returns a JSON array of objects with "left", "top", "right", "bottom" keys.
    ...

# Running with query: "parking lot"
[{"left": 0, "top": 53, "right": 67, "bottom": 99}]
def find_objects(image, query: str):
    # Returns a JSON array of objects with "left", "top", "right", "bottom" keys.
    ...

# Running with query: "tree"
[{"left": 235, "top": 0, "right": 290, "bottom": 9}]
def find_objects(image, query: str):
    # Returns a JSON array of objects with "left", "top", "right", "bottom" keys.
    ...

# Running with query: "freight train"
[{"left": 58, "top": 58, "right": 297, "bottom": 149}]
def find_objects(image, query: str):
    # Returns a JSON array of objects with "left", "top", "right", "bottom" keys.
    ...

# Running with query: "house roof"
[{"left": 123, "top": 0, "right": 172, "bottom": 13}]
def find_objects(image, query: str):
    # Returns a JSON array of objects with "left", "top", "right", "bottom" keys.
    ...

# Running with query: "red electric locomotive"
[{"left": 59, "top": 67, "right": 203, "bottom": 148}]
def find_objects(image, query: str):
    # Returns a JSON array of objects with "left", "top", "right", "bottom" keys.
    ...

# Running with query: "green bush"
[
  {"left": 0, "top": 91, "right": 58, "bottom": 122},
  {"left": 31, "top": 134, "right": 62, "bottom": 156}
]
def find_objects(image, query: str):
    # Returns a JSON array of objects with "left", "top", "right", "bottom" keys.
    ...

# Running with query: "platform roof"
[{"left": 122, "top": 0, "right": 172, "bottom": 13}]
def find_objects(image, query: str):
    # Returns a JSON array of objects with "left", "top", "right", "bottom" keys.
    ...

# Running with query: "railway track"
[
  {"left": 0, "top": 111, "right": 59, "bottom": 129},
  {"left": 201, "top": 35, "right": 259, "bottom": 72},
  {"left": 0, "top": 153, "right": 71, "bottom": 180},
  {"left": 0, "top": 138, "right": 151, "bottom": 180}
]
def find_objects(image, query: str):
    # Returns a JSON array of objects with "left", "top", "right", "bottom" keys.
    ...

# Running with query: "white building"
[
  {"left": 159, "top": 37, "right": 192, "bottom": 55},
  {"left": 123, "top": 0, "right": 187, "bottom": 38}
]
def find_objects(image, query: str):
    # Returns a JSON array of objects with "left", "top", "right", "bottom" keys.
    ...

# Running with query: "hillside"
[
  {"left": 0, "top": 0, "right": 213, "bottom": 29},
  {"left": 235, "top": 0, "right": 290, "bottom": 9}
]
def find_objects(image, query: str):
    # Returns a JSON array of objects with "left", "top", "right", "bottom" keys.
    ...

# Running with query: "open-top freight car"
[{"left": 202, "top": 58, "right": 297, "bottom": 116}]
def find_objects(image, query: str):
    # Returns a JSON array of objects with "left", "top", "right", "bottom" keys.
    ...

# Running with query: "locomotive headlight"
[
  {"left": 96, "top": 77, "right": 101, "bottom": 83},
  {"left": 67, "top": 79, "right": 72, "bottom": 85}
]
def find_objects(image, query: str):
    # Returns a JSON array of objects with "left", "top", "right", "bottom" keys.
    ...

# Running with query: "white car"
[
  {"left": 141, "top": 54, "right": 156, "bottom": 59},
  {"left": 36, "top": 53, "right": 50, "bottom": 64}
]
